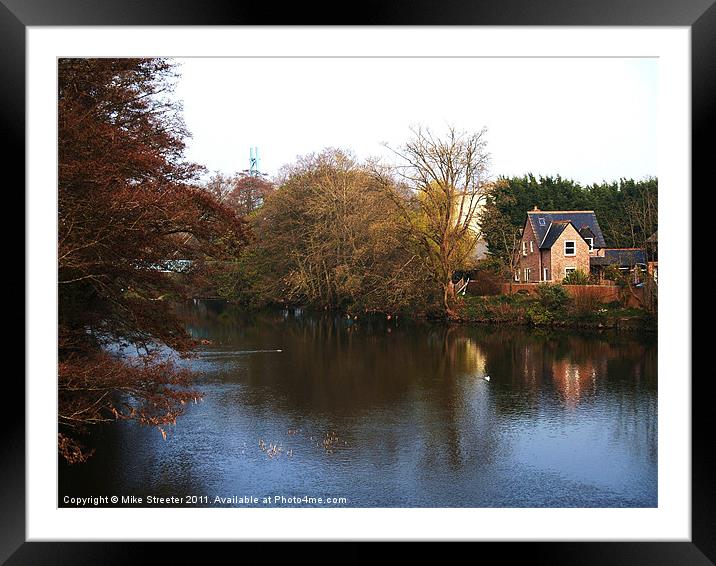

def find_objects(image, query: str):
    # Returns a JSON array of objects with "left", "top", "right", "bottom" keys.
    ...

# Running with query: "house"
[{"left": 515, "top": 207, "right": 606, "bottom": 282}]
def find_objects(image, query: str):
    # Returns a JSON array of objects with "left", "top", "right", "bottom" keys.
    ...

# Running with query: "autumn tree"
[
  {"left": 385, "top": 126, "right": 491, "bottom": 317},
  {"left": 58, "top": 58, "right": 248, "bottom": 463},
  {"left": 204, "top": 171, "right": 274, "bottom": 218},
  {"left": 244, "top": 149, "right": 432, "bottom": 313},
  {"left": 228, "top": 173, "right": 274, "bottom": 217},
  {"left": 204, "top": 171, "right": 236, "bottom": 203}
]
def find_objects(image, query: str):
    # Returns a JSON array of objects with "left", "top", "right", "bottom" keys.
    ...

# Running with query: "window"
[
  {"left": 529, "top": 241, "right": 534, "bottom": 253},
  {"left": 564, "top": 240, "right": 576, "bottom": 256},
  {"left": 543, "top": 268, "right": 549, "bottom": 281},
  {"left": 514, "top": 270, "right": 520, "bottom": 282},
  {"left": 585, "top": 237, "right": 594, "bottom": 251},
  {"left": 565, "top": 267, "right": 576, "bottom": 276},
  {"left": 522, "top": 241, "right": 527, "bottom": 256},
  {"left": 538, "top": 217, "right": 546, "bottom": 226},
  {"left": 524, "top": 268, "right": 531, "bottom": 282}
]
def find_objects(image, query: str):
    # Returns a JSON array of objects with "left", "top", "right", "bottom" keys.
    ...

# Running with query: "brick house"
[{"left": 515, "top": 208, "right": 606, "bottom": 283}]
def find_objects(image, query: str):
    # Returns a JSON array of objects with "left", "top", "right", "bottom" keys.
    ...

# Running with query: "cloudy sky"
[{"left": 173, "top": 57, "right": 657, "bottom": 186}]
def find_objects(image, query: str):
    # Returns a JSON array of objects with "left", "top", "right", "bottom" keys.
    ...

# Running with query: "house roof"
[
  {"left": 590, "top": 248, "right": 647, "bottom": 267},
  {"left": 540, "top": 221, "right": 570, "bottom": 249},
  {"left": 528, "top": 210, "right": 606, "bottom": 249}
]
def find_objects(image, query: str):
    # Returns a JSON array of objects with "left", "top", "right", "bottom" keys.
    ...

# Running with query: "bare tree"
[{"left": 384, "top": 125, "right": 491, "bottom": 317}]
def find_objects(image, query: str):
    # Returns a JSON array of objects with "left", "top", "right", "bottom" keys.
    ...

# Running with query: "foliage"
[
  {"left": 602, "top": 264, "right": 625, "bottom": 285},
  {"left": 204, "top": 171, "right": 275, "bottom": 218},
  {"left": 562, "top": 269, "right": 592, "bottom": 285},
  {"left": 246, "top": 149, "right": 433, "bottom": 314},
  {"left": 474, "top": 255, "right": 508, "bottom": 276},
  {"left": 58, "top": 58, "right": 248, "bottom": 463},
  {"left": 478, "top": 180, "right": 522, "bottom": 268},
  {"left": 526, "top": 303, "right": 555, "bottom": 325},
  {"left": 212, "top": 248, "right": 271, "bottom": 308},
  {"left": 535, "top": 283, "right": 570, "bottom": 310},
  {"left": 480, "top": 174, "right": 657, "bottom": 251},
  {"left": 462, "top": 292, "right": 655, "bottom": 330},
  {"left": 384, "top": 125, "right": 491, "bottom": 317},
  {"left": 601, "top": 265, "right": 657, "bottom": 314},
  {"left": 461, "top": 294, "right": 530, "bottom": 323}
]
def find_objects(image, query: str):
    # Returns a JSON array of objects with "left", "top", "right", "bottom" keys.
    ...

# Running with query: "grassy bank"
[{"left": 459, "top": 292, "right": 656, "bottom": 332}]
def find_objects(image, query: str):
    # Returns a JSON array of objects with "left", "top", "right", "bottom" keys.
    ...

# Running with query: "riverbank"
[{"left": 458, "top": 293, "right": 656, "bottom": 332}]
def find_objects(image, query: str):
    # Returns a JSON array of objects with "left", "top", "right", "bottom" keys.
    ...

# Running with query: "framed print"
[{"left": 9, "top": 0, "right": 708, "bottom": 562}]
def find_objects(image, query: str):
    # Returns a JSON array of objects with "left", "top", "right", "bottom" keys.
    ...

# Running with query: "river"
[{"left": 59, "top": 300, "right": 657, "bottom": 507}]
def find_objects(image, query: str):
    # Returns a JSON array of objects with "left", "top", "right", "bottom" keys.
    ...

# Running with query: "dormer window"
[
  {"left": 538, "top": 217, "right": 546, "bottom": 226},
  {"left": 564, "top": 240, "right": 576, "bottom": 256},
  {"left": 584, "top": 237, "right": 594, "bottom": 251}
]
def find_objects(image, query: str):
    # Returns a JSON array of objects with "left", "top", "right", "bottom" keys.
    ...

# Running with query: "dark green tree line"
[{"left": 481, "top": 174, "right": 657, "bottom": 256}]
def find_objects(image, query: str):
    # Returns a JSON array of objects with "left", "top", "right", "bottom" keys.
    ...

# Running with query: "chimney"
[{"left": 533, "top": 205, "right": 540, "bottom": 211}]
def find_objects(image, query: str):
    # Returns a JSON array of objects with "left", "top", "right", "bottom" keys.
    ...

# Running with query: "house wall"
[
  {"left": 516, "top": 221, "right": 542, "bottom": 282},
  {"left": 549, "top": 224, "right": 590, "bottom": 281},
  {"left": 541, "top": 248, "right": 552, "bottom": 281}
]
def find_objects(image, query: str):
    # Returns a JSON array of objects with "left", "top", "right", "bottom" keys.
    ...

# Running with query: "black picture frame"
[{"left": 8, "top": 0, "right": 706, "bottom": 561}]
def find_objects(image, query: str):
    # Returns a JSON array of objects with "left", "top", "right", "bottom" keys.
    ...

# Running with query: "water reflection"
[{"left": 59, "top": 302, "right": 657, "bottom": 508}]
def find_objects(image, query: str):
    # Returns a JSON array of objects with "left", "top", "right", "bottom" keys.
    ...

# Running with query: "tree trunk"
[{"left": 443, "top": 279, "right": 458, "bottom": 319}]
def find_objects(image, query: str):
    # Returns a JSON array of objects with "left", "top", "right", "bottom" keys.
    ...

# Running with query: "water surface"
[{"left": 60, "top": 302, "right": 657, "bottom": 507}]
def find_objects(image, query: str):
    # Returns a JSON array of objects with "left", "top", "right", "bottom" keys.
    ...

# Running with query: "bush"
[
  {"left": 602, "top": 264, "right": 623, "bottom": 285},
  {"left": 536, "top": 283, "right": 570, "bottom": 310},
  {"left": 526, "top": 303, "right": 554, "bottom": 325},
  {"left": 562, "top": 269, "right": 592, "bottom": 285},
  {"left": 475, "top": 256, "right": 508, "bottom": 276}
]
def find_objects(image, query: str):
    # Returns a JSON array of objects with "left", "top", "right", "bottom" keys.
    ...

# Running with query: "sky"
[{"left": 172, "top": 57, "right": 657, "bottom": 186}]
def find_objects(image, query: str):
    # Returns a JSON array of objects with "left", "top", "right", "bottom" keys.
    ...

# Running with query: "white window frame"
[
  {"left": 543, "top": 267, "right": 549, "bottom": 281},
  {"left": 565, "top": 267, "right": 576, "bottom": 277},
  {"left": 529, "top": 241, "right": 534, "bottom": 253},
  {"left": 514, "top": 270, "right": 520, "bottom": 282},
  {"left": 524, "top": 268, "right": 531, "bottom": 282},
  {"left": 522, "top": 241, "right": 527, "bottom": 256},
  {"left": 584, "top": 237, "right": 594, "bottom": 251},
  {"left": 564, "top": 240, "right": 576, "bottom": 256}
]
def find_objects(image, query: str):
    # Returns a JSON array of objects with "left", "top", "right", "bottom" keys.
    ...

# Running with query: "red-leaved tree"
[{"left": 58, "top": 58, "right": 248, "bottom": 463}]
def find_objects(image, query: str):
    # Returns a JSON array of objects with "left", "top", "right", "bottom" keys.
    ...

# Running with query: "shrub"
[
  {"left": 475, "top": 256, "right": 508, "bottom": 276},
  {"left": 526, "top": 303, "right": 554, "bottom": 325},
  {"left": 602, "top": 264, "right": 623, "bottom": 285},
  {"left": 562, "top": 269, "right": 591, "bottom": 285},
  {"left": 536, "top": 283, "right": 570, "bottom": 310}
]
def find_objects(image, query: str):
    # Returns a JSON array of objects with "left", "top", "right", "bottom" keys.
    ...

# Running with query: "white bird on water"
[{"left": 483, "top": 375, "right": 491, "bottom": 382}]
